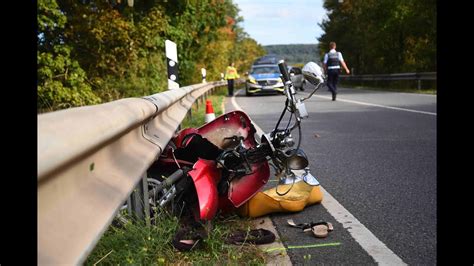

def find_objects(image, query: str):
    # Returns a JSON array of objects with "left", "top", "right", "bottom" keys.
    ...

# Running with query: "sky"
[{"left": 233, "top": 0, "right": 327, "bottom": 46}]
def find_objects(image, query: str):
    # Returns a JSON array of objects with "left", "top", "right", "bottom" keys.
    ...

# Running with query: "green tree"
[
  {"left": 38, "top": 0, "right": 101, "bottom": 112},
  {"left": 57, "top": 0, "right": 169, "bottom": 99},
  {"left": 318, "top": 0, "right": 436, "bottom": 74}
]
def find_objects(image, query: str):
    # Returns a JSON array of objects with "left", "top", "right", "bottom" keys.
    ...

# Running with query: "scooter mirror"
[
  {"left": 302, "top": 61, "right": 324, "bottom": 86},
  {"left": 285, "top": 149, "right": 309, "bottom": 170}
]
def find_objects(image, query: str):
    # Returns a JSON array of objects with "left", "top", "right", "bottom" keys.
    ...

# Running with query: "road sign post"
[
  {"left": 201, "top": 68, "right": 207, "bottom": 83},
  {"left": 165, "top": 40, "right": 179, "bottom": 90}
]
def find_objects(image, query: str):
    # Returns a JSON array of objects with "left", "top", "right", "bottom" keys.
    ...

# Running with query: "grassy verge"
[
  {"left": 85, "top": 211, "right": 265, "bottom": 265},
  {"left": 86, "top": 86, "right": 266, "bottom": 265}
]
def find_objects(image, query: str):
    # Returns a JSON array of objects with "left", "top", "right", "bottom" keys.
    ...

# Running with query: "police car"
[{"left": 245, "top": 55, "right": 285, "bottom": 96}]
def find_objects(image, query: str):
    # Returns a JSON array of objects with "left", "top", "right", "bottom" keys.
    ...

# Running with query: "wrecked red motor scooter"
[{"left": 145, "top": 61, "right": 326, "bottom": 222}]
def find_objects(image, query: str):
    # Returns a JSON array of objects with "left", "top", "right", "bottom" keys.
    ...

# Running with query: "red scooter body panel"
[
  {"left": 197, "top": 111, "right": 257, "bottom": 150},
  {"left": 227, "top": 161, "right": 270, "bottom": 207},
  {"left": 187, "top": 159, "right": 221, "bottom": 221},
  {"left": 196, "top": 111, "right": 270, "bottom": 209}
]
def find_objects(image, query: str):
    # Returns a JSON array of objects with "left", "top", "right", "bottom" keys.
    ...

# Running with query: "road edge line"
[{"left": 319, "top": 186, "right": 407, "bottom": 265}]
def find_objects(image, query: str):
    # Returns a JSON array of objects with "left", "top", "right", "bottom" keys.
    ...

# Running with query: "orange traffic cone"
[{"left": 205, "top": 100, "right": 216, "bottom": 123}]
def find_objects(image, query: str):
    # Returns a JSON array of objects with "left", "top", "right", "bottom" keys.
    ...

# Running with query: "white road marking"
[
  {"left": 231, "top": 89, "right": 407, "bottom": 265},
  {"left": 230, "top": 93, "right": 242, "bottom": 111},
  {"left": 319, "top": 186, "right": 407, "bottom": 265},
  {"left": 314, "top": 95, "right": 436, "bottom": 116}
]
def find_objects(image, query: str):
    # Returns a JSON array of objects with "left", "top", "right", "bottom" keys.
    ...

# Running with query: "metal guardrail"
[
  {"left": 339, "top": 72, "right": 436, "bottom": 89},
  {"left": 38, "top": 81, "right": 226, "bottom": 265}
]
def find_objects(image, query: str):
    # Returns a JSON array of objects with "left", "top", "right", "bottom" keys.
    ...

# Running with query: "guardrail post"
[
  {"left": 128, "top": 172, "right": 151, "bottom": 226},
  {"left": 417, "top": 79, "right": 421, "bottom": 90}
]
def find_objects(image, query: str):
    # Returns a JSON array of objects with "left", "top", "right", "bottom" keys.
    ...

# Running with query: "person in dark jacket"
[{"left": 322, "top": 42, "right": 350, "bottom": 101}]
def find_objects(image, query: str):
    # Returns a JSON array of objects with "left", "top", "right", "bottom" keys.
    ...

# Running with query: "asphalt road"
[{"left": 225, "top": 85, "right": 437, "bottom": 265}]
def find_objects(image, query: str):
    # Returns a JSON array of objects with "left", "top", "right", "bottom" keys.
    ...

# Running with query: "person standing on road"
[
  {"left": 224, "top": 62, "right": 240, "bottom": 96},
  {"left": 323, "top": 42, "right": 350, "bottom": 101}
]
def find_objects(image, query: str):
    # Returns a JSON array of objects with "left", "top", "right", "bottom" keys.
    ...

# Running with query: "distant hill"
[{"left": 263, "top": 44, "right": 320, "bottom": 66}]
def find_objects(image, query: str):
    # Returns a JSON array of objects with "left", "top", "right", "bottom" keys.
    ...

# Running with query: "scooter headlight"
[
  {"left": 302, "top": 62, "right": 325, "bottom": 85},
  {"left": 284, "top": 149, "right": 309, "bottom": 170}
]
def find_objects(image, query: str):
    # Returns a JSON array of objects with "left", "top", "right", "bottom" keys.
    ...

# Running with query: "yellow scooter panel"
[{"left": 237, "top": 181, "right": 323, "bottom": 218}]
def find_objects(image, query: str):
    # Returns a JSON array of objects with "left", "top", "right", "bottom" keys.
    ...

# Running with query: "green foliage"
[
  {"left": 164, "top": 1, "right": 264, "bottom": 85},
  {"left": 57, "top": 1, "right": 170, "bottom": 99},
  {"left": 318, "top": 0, "right": 436, "bottom": 74},
  {"left": 264, "top": 44, "right": 320, "bottom": 65},
  {"left": 236, "top": 38, "right": 267, "bottom": 71},
  {"left": 38, "top": 0, "right": 264, "bottom": 112},
  {"left": 38, "top": 0, "right": 101, "bottom": 112},
  {"left": 38, "top": 46, "right": 102, "bottom": 111}
]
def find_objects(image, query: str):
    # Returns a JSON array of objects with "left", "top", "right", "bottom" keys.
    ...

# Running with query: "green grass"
[
  {"left": 86, "top": 87, "right": 266, "bottom": 265},
  {"left": 85, "top": 212, "right": 265, "bottom": 265},
  {"left": 85, "top": 210, "right": 265, "bottom": 265}
]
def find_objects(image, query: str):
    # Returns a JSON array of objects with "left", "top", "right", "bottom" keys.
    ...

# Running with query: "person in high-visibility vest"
[{"left": 224, "top": 62, "right": 240, "bottom": 96}]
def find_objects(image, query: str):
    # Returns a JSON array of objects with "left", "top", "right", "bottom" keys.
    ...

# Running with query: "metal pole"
[
  {"left": 129, "top": 172, "right": 151, "bottom": 226},
  {"left": 127, "top": 197, "right": 132, "bottom": 216}
]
